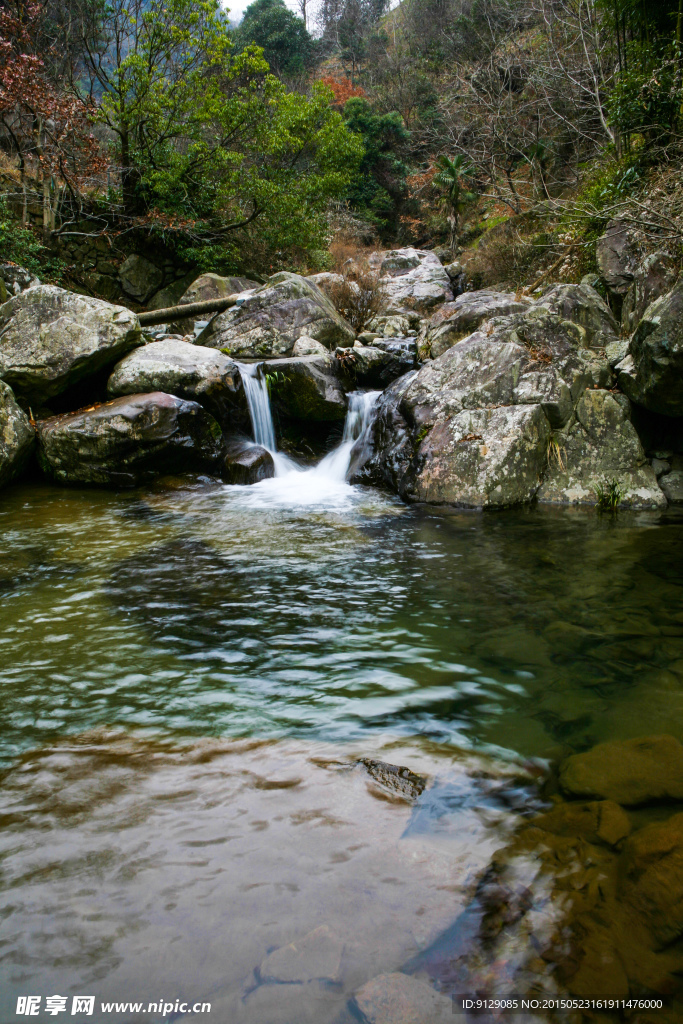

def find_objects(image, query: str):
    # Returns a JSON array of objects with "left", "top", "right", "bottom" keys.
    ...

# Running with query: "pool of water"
[{"left": 3, "top": 475, "right": 683, "bottom": 1021}]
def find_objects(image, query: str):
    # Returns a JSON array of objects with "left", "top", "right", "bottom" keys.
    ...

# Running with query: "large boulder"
[
  {"left": 0, "top": 381, "right": 34, "bottom": 486},
  {"left": 338, "top": 339, "right": 417, "bottom": 389},
  {"left": 418, "top": 290, "right": 532, "bottom": 360},
  {"left": 0, "top": 263, "right": 39, "bottom": 296},
  {"left": 356, "top": 308, "right": 611, "bottom": 508},
  {"left": 620, "top": 276, "right": 683, "bottom": 416},
  {"left": 179, "top": 272, "right": 258, "bottom": 305},
  {"left": 621, "top": 252, "right": 677, "bottom": 334},
  {"left": 36, "top": 392, "right": 222, "bottom": 487},
  {"left": 536, "top": 282, "right": 619, "bottom": 348},
  {"left": 221, "top": 439, "right": 274, "bottom": 484},
  {"left": 537, "top": 389, "right": 665, "bottom": 509},
  {"left": 375, "top": 248, "right": 453, "bottom": 316},
  {"left": 559, "top": 735, "right": 683, "bottom": 805},
  {"left": 118, "top": 255, "right": 163, "bottom": 304},
  {"left": 0, "top": 286, "right": 142, "bottom": 405},
  {"left": 107, "top": 339, "right": 248, "bottom": 429},
  {"left": 146, "top": 272, "right": 197, "bottom": 312},
  {"left": 262, "top": 355, "right": 347, "bottom": 421},
  {"left": 596, "top": 218, "right": 644, "bottom": 297},
  {"left": 196, "top": 272, "right": 355, "bottom": 358}
]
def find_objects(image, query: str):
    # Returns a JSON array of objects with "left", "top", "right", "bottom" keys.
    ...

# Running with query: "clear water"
[{"left": 3, "top": 468, "right": 683, "bottom": 1021}]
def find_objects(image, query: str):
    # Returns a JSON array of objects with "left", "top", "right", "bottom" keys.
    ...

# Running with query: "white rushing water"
[{"left": 234, "top": 362, "right": 381, "bottom": 508}]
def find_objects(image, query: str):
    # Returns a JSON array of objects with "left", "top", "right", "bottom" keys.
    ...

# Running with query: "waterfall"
[
  {"left": 239, "top": 363, "right": 277, "bottom": 452},
  {"left": 313, "top": 390, "right": 381, "bottom": 482}
]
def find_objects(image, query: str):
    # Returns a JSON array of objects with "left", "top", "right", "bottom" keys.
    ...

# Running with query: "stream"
[{"left": 2, "top": 371, "right": 683, "bottom": 1022}]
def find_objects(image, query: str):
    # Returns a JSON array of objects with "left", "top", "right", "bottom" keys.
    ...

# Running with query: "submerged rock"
[
  {"left": 620, "top": 812, "right": 683, "bottom": 948},
  {"left": 352, "top": 972, "right": 453, "bottom": 1024},
  {"left": 259, "top": 925, "right": 343, "bottom": 984},
  {"left": 559, "top": 735, "right": 683, "bottom": 805},
  {"left": 531, "top": 800, "right": 631, "bottom": 848},
  {"left": 536, "top": 282, "right": 619, "bottom": 348},
  {"left": 262, "top": 355, "right": 347, "bottom": 421},
  {"left": 621, "top": 276, "right": 683, "bottom": 416},
  {"left": 221, "top": 439, "right": 274, "bottom": 484},
  {"left": 418, "top": 291, "right": 532, "bottom": 360},
  {"left": 375, "top": 248, "right": 453, "bottom": 316},
  {"left": 107, "top": 339, "right": 248, "bottom": 429},
  {"left": 36, "top": 392, "right": 222, "bottom": 487},
  {"left": 0, "top": 381, "right": 34, "bottom": 486},
  {"left": 0, "top": 285, "right": 142, "bottom": 405},
  {"left": 197, "top": 272, "right": 355, "bottom": 358}
]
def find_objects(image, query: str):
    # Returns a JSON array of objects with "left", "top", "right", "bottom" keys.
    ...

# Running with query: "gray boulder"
[
  {"left": 660, "top": 470, "right": 683, "bottom": 504},
  {"left": 339, "top": 339, "right": 417, "bottom": 388},
  {"left": 221, "top": 439, "right": 274, "bottom": 484},
  {"left": 197, "top": 272, "right": 355, "bottom": 358},
  {"left": 119, "top": 255, "right": 163, "bottom": 304},
  {"left": 0, "top": 263, "right": 39, "bottom": 296},
  {"left": 36, "top": 392, "right": 222, "bottom": 487},
  {"left": 0, "top": 381, "right": 34, "bottom": 486},
  {"left": 536, "top": 282, "right": 619, "bottom": 348},
  {"left": 179, "top": 272, "right": 258, "bottom": 305},
  {"left": 621, "top": 252, "right": 677, "bottom": 333},
  {"left": 621, "top": 276, "right": 683, "bottom": 415},
  {"left": 262, "top": 355, "right": 346, "bottom": 421},
  {"left": 146, "top": 272, "right": 197, "bottom": 311},
  {"left": 304, "top": 272, "right": 344, "bottom": 299},
  {"left": 418, "top": 290, "right": 532, "bottom": 360},
  {"left": 537, "top": 389, "right": 665, "bottom": 509},
  {"left": 375, "top": 248, "right": 453, "bottom": 315},
  {"left": 107, "top": 339, "right": 248, "bottom": 429},
  {"left": 292, "top": 335, "right": 328, "bottom": 356},
  {"left": 0, "top": 285, "right": 142, "bottom": 405},
  {"left": 596, "top": 218, "right": 644, "bottom": 296},
  {"left": 367, "top": 313, "right": 416, "bottom": 338},
  {"left": 443, "top": 260, "right": 467, "bottom": 295},
  {"left": 354, "top": 308, "right": 615, "bottom": 509}
]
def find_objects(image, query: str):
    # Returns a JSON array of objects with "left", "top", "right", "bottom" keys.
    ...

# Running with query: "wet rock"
[
  {"left": 259, "top": 925, "right": 343, "bottom": 983},
  {"left": 596, "top": 218, "right": 644, "bottom": 297},
  {"left": 221, "top": 440, "right": 274, "bottom": 484},
  {"left": 621, "top": 252, "right": 678, "bottom": 333},
  {"left": 119, "top": 254, "right": 163, "bottom": 304},
  {"left": 559, "top": 735, "right": 683, "bottom": 805},
  {"left": 262, "top": 355, "right": 347, "bottom": 421},
  {"left": 292, "top": 336, "right": 328, "bottom": 357},
  {"left": 376, "top": 248, "right": 453, "bottom": 316},
  {"left": 660, "top": 469, "right": 683, "bottom": 503},
  {"left": 0, "top": 380, "right": 34, "bottom": 486},
  {"left": 36, "top": 392, "right": 222, "bottom": 487},
  {"left": 620, "top": 276, "right": 683, "bottom": 416},
  {"left": 532, "top": 800, "right": 631, "bottom": 847},
  {"left": 107, "top": 339, "right": 248, "bottom": 429},
  {"left": 352, "top": 972, "right": 453, "bottom": 1024},
  {"left": 0, "top": 285, "right": 142, "bottom": 405},
  {"left": 197, "top": 272, "right": 355, "bottom": 357},
  {"left": 340, "top": 340, "right": 416, "bottom": 389},
  {"left": 538, "top": 389, "right": 666, "bottom": 509},
  {"left": 620, "top": 812, "right": 683, "bottom": 947},
  {"left": 359, "top": 758, "right": 427, "bottom": 802},
  {"left": 536, "top": 282, "right": 619, "bottom": 348},
  {"left": 418, "top": 290, "right": 532, "bottom": 360}
]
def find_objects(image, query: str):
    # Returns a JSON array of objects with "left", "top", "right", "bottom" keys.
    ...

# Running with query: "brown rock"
[
  {"left": 532, "top": 799, "right": 631, "bottom": 847},
  {"left": 559, "top": 735, "right": 683, "bottom": 806},
  {"left": 352, "top": 973, "right": 453, "bottom": 1024},
  {"left": 620, "top": 812, "right": 683, "bottom": 948}
]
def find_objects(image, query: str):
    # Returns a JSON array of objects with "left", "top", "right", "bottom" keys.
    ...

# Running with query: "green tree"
[
  {"left": 343, "top": 97, "right": 409, "bottom": 236},
  {"left": 236, "top": 0, "right": 314, "bottom": 80},
  {"left": 432, "top": 154, "right": 475, "bottom": 249}
]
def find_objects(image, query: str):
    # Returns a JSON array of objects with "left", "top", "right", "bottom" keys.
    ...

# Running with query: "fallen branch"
[{"left": 138, "top": 295, "right": 240, "bottom": 327}]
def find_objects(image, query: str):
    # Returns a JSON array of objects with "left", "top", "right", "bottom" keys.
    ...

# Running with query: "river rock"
[
  {"left": 260, "top": 925, "right": 343, "bottom": 984},
  {"left": 620, "top": 276, "right": 683, "bottom": 416},
  {"left": 221, "top": 440, "right": 274, "bottom": 484},
  {"left": 119, "top": 254, "right": 163, "bottom": 304},
  {"left": 0, "top": 285, "right": 142, "bottom": 405},
  {"left": 0, "top": 381, "right": 34, "bottom": 486},
  {"left": 596, "top": 218, "right": 643, "bottom": 296},
  {"left": 418, "top": 291, "right": 532, "bottom": 360},
  {"left": 621, "top": 252, "right": 678, "bottom": 333},
  {"left": 341, "top": 339, "right": 416, "bottom": 389},
  {"left": 375, "top": 248, "right": 453, "bottom": 316},
  {"left": 660, "top": 469, "right": 683, "bottom": 503},
  {"left": 292, "top": 335, "right": 328, "bottom": 357},
  {"left": 196, "top": 272, "right": 355, "bottom": 357},
  {"left": 537, "top": 389, "right": 666, "bottom": 509},
  {"left": 620, "top": 812, "right": 683, "bottom": 948},
  {"left": 352, "top": 973, "right": 453, "bottom": 1024},
  {"left": 36, "top": 392, "right": 222, "bottom": 487},
  {"left": 559, "top": 735, "right": 683, "bottom": 806},
  {"left": 536, "top": 282, "right": 619, "bottom": 348},
  {"left": 107, "top": 339, "right": 248, "bottom": 429},
  {"left": 355, "top": 309, "right": 612, "bottom": 508},
  {"left": 262, "top": 355, "right": 346, "bottom": 421},
  {"left": 531, "top": 800, "right": 631, "bottom": 847},
  {"left": 367, "top": 314, "right": 416, "bottom": 338}
]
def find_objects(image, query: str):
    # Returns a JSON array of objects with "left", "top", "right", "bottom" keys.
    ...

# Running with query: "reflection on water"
[{"left": 3, "top": 478, "right": 683, "bottom": 1020}]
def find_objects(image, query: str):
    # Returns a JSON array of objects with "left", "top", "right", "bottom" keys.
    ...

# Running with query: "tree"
[
  {"left": 236, "top": 0, "right": 314, "bottom": 80},
  {"left": 343, "top": 97, "right": 409, "bottom": 236},
  {"left": 432, "top": 153, "right": 475, "bottom": 247}
]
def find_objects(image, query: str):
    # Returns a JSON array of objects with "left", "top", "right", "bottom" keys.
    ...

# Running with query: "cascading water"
[{"left": 234, "top": 360, "right": 380, "bottom": 505}]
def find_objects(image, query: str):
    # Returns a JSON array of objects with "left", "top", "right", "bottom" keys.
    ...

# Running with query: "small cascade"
[
  {"left": 313, "top": 390, "right": 381, "bottom": 482},
  {"left": 239, "top": 363, "right": 277, "bottom": 452}
]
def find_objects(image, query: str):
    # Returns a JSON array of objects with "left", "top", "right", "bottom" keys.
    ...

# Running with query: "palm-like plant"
[{"left": 433, "top": 154, "right": 476, "bottom": 249}]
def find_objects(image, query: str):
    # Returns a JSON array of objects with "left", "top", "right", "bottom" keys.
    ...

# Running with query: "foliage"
[
  {"left": 432, "top": 154, "right": 476, "bottom": 247},
  {"left": 595, "top": 478, "right": 623, "bottom": 512},
  {"left": 342, "top": 97, "right": 410, "bottom": 237},
  {"left": 0, "top": 198, "right": 65, "bottom": 280},
  {"left": 319, "top": 76, "right": 366, "bottom": 108},
  {"left": 236, "top": 0, "right": 315, "bottom": 80}
]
